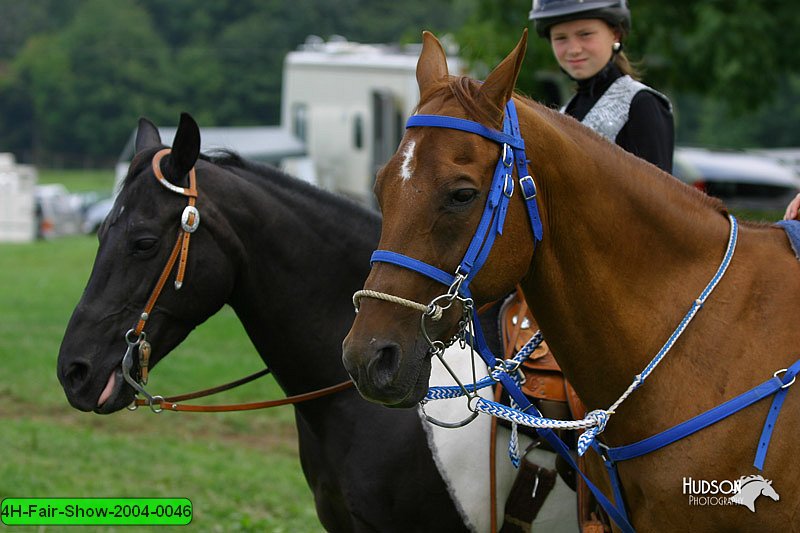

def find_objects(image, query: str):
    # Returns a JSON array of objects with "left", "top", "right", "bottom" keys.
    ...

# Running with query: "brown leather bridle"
[{"left": 121, "top": 148, "right": 352, "bottom": 413}]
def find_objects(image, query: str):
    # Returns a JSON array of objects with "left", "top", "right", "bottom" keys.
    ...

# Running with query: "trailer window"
[
  {"left": 292, "top": 104, "right": 308, "bottom": 142},
  {"left": 353, "top": 114, "right": 364, "bottom": 150}
]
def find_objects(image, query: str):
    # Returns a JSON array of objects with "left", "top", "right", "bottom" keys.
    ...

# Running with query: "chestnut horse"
[{"left": 342, "top": 31, "right": 800, "bottom": 530}]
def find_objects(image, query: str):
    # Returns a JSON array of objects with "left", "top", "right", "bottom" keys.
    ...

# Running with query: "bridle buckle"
[
  {"left": 520, "top": 175, "right": 537, "bottom": 200},
  {"left": 181, "top": 206, "right": 200, "bottom": 233}
]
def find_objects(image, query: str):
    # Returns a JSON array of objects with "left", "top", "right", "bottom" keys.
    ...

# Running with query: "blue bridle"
[
  {"left": 359, "top": 100, "right": 800, "bottom": 533},
  {"left": 370, "top": 100, "right": 543, "bottom": 300},
  {"left": 365, "top": 100, "right": 644, "bottom": 532}
]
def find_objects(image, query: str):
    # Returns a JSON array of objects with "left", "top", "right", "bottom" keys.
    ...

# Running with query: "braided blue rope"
[
  {"left": 424, "top": 331, "right": 544, "bottom": 401},
  {"left": 508, "top": 394, "right": 522, "bottom": 467},
  {"left": 472, "top": 397, "right": 601, "bottom": 430},
  {"left": 577, "top": 214, "right": 739, "bottom": 455},
  {"left": 424, "top": 215, "right": 740, "bottom": 460}
]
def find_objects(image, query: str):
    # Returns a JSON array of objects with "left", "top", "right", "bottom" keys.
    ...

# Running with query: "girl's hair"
[
  {"left": 612, "top": 25, "right": 640, "bottom": 80},
  {"left": 615, "top": 51, "right": 640, "bottom": 80}
]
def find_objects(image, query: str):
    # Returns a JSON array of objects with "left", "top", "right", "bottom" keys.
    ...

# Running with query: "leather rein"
[{"left": 121, "top": 148, "right": 352, "bottom": 413}]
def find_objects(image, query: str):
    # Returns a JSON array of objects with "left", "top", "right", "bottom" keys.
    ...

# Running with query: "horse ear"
[
  {"left": 416, "top": 31, "right": 449, "bottom": 95},
  {"left": 478, "top": 30, "right": 528, "bottom": 115},
  {"left": 167, "top": 113, "right": 201, "bottom": 183},
  {"left": 135, "top": 117, "right": 162, "bottom": 153}
]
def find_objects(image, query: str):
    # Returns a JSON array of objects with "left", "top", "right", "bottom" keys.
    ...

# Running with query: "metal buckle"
[
  {"left": 773, "top": 368, "right": 797, "bottom": 389},
  {"left": 503, "top": 173, "right": 514, "bottom": 198},
  {"left": 181, "top": 206, "right": 200, "bottom": 233},
  {"left": 502, "top": 144, "right": 513, "bottom": 167},
  {"left": 520, "top": 175, "right": 537, "bottom": 200}
]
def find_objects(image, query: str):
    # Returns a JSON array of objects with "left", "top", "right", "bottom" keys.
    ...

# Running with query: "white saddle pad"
[{"left": 420, "top": 344, "right": 578, "bottom": 532}]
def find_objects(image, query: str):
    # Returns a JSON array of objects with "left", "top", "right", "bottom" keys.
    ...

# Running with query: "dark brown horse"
[
  {"left": 342, "top": 31, "right": 800, "bottom": 530},
  {"left": 56, "top": 114, "right": 471, "bottom": 532}
]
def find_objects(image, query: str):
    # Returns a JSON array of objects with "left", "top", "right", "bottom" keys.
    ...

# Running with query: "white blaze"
[{"left": 400, "top": 140, "right": 416, "bottom": 181}]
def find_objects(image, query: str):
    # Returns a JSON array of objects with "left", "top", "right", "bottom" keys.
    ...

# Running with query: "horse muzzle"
[{"left": 341, "top": 332, "right": 432, "bottom": 407}]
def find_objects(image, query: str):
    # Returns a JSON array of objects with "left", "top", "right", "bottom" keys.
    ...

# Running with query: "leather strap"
[
  {"left": 134, "top": 367, "right": 271, "bottom": 405},
  {"left": 134, "top": 148, "right": 199, "bottom": 336},
  {"left": 499, "top": 455, "right": 557, "bottom": 533},
  {"left": 128, "top": 148, "right": 354, "bottom": 414},
  {"left": 134, "top": 379, "right": 353, "bottom": 412}
]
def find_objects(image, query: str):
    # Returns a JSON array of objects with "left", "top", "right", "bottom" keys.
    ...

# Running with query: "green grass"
[
  {"left": 38, "top": 168, "right": 116, "bottom": 194},
  {"left": 0, "top": 236, "right": 322, "bottom": 532}
]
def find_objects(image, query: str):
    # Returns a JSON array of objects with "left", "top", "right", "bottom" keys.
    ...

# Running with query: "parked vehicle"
[
  {"left": 673, "top": 147, "right": 800, "bottom": 211},
  {"left": 81, "top": 196, "right": 114, "bottom": 234},
  {"left": 34, "top": 183, "right": 83, "bottom": 239},
  {"left": 281, "top": 36, "right": 463, "bottom": 205}
]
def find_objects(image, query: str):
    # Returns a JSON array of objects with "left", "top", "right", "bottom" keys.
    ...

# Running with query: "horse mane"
[
  {"left": 419, "top": 75, "right": 733, "bottom": 222},
  {"left": 122, "top": 147, "right": 379, "bottom": 227}
]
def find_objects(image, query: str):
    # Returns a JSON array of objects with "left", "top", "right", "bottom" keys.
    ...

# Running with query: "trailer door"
[{"left": 371, "top": 89, "right": 403, "bottom": 186}]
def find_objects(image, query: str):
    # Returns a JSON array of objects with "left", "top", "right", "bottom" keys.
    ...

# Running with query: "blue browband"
[{"left": 370, "top": 100, "right": 543, "bottom": 296}]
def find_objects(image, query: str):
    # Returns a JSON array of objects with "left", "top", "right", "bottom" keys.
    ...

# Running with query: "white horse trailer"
[
  {"left": 0, "top": 153, "right": 37, "bottom": 242},
  {"left": 281, "top": 36, "right": 463, "bottom": 205}
]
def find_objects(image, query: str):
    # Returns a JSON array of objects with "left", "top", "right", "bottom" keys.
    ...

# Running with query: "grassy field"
[
  {"left": 37, "top": 168, "right": 116, "bottom": 194},
  {"left": 0, "top": 235, "right": 322, "bottom": 532}
]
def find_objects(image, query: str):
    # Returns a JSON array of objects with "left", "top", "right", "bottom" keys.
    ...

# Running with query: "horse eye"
[
  {"left": 450, "top": 188, "right": 478, "bottom": 206},
  {"left": 133, "top": 238, "right": 157, "bottom": 253}
]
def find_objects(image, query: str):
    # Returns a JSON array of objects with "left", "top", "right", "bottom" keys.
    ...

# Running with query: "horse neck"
[
  {"left": 516, "top": 103, "right": 732, "bottom": 410},
  {"left": 209, "top": 167, "right": 379, "bottom": 395}
]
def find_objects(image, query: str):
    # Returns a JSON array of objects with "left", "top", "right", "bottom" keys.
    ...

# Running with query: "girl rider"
[{"left": 530, "top": 0, "right": 674, "bottom": 171}]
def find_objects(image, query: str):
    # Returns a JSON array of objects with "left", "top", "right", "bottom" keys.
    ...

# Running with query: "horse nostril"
[
  {"left": 369, "top": 343, "right": 401, "bottom": 387},
  {"left": 63, "top": 361, "right": 90, "bottom": 392}
]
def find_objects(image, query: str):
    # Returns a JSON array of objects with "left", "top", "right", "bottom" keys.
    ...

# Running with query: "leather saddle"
[
  {"left": 500, "top": 292, "right": 566, "bottom": 403},
  {"left": 494, "top": 288, "right": 608, "bottom": 533}
]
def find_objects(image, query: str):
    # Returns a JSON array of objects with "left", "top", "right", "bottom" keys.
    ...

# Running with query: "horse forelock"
[
  {"left": 122, "top": 147, "right": 164, "bottom": 192},
  {"left": 418, "top": 76, "right": 503, "bottom": 126}
]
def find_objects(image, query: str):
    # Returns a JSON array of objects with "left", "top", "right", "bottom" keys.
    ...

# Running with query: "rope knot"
[
  {"left": 577, "top": 409, "right": 611, "bottom": 456},
  {"left": 426, "top": 303, "right": 444, "bottom": 321}
]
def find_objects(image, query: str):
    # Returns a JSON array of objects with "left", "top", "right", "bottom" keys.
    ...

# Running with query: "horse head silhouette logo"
[{"left": 730, "top": 475, "right": 780, "bottom": 512}]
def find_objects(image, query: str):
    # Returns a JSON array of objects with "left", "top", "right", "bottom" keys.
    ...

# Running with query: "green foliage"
[
  {"left": 0, "top": 0, "right": 467, "bottom": 167},
  {"left": 459, "top": 0, "right": 800, "bottom": 145},
  {"left": 4, "top": 0, "right": 800, "bottom": 163},
  {"left": 9, "top": 0, "right": 177, "bottom": 163},
  {"left": 633, "top": 0, "right": 800, "bottom": 110}
]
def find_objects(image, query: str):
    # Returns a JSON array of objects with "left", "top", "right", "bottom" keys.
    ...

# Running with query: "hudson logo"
[{"left": 683, "top": 475, "right": 780, "bottom": 512}]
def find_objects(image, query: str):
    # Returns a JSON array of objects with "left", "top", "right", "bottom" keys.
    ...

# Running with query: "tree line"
[{"left": 2, "top": 0, "right": 800, "bottom": 168}]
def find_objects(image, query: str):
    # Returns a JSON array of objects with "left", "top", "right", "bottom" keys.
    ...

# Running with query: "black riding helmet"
[{"left": 529, "top": 0, "right": 631, "bottom": 38}]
